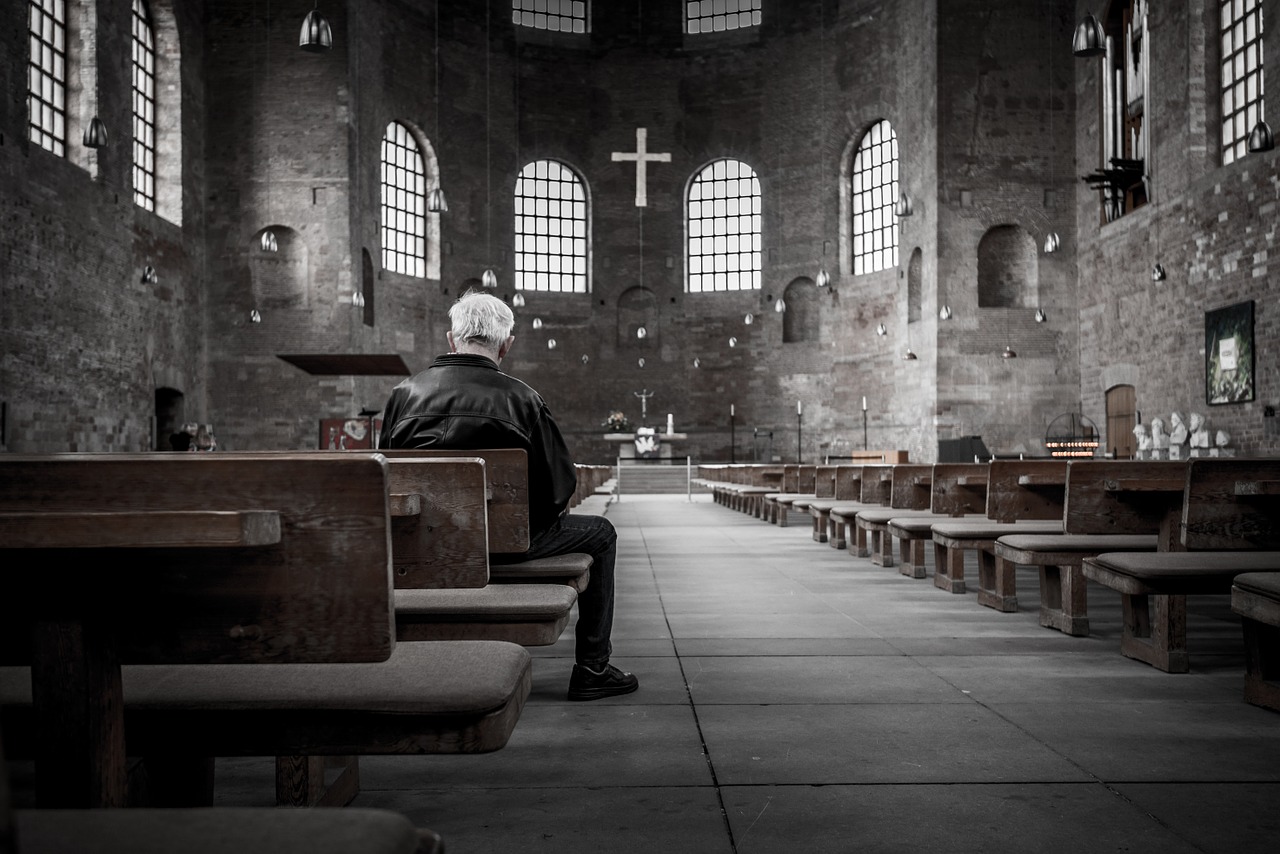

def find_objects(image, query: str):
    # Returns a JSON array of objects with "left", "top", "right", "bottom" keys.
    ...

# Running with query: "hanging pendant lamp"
[
  {"left": 482, "top": 269, "right": 498, "bottom": 289},
  {"left": 774, "top": 298, "right": 786, "bottom": 313},
  {"left": 1001, "top": 345, "right": 1018, "bottom": 359},
  {"left": 1248, "top": 120, "right": 1275, "bottom": 153},
  {"left": 299, "top": 5, "right": 333, "bottom": 53},
  {"left": 428, "top": 187, "right": 449, "bottom": 213},
  {"left": 815, "top": 268, "right": 831, "bottom": 288},
  {"left": 260, "top": 230, "right": 278, "bottom": 252},
  {"left": 902, "top": 349, "right": 918, "bottom": 361},
  {"left": 83, "top": 116, "right": 108, "bottom": 148},
  {"left": 894, "top": 192, "right": 914, "bottom": 218},
  {"left": 1072, "top": 14, "right": 1106, "bottom": 57},
  {"left": 1151, "top": 263, "right": 1167, "bottom": 282},
  {"left": 512, "top": 292, "right": 526, "bottom": 308}
]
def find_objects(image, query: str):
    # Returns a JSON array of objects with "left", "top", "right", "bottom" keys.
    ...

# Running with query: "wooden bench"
[
  {"left": 982, "top": 460, "right": 1174, "bottom": 634},
  {"left": 886, "top": 462, "right": 989, "bottom": 578},
  {"left": 808, "top": 466, "right": 865, "bottom": 546},
  {"left": 0, "top": 454, "right": 531, "bottom": 811},
  {"left": 1082, "top": 458, "right": 1280, "bottom": 672},
  {"left": 762, "top": 465, "right": 818, "bottom": 526},
  {"left": 930, "top": 460, "right": 1068, "bottom": 596},
  {"left": 790, "top": 465, "right": 837, "bottom": 539},
  {"left": 1232, "top": 572, "right": 1280, "bottom": 711},
  {"left": 828, "top": 465, "right": 894, "bottom": 556},
  {"left": 855, "top": 464, "right": 935, "bottom": 568}
]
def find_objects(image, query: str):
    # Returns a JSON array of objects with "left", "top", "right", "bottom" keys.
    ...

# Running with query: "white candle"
[
  {"left": 862, "top": 396, "right": 867, "bottom": 411},
  {"left": 797, "top": 401, "right": 803, "bottom": 415},
  {"left": 730, "top": 404, "right": 735, "bottom": 417},
  {"left": 667, "top": 413, "right": 674, "bottom": 434}
]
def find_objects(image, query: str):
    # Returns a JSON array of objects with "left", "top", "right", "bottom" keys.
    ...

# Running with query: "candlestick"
[
  {"left": 862, "top": 396, "right": 867, "bottom": 411},
  {"left": 730, "top": 403, "right": 735, "bottom": 417},
  {"left": 797, "top": 401, "right": 803, "bottom": 415},
  {"left": 667, "top": 413, "right": 674, "bottom": 435}
]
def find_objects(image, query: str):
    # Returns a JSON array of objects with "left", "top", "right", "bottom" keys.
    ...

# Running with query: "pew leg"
[
  {"left": 1242, "top": 619, "right": 1280, "bottom": 712},
  {"left": 777, "top": 504, "right": 790, "bottom": 527},
  {"left": 872, "top": 528, "right": 894, "bottom": 567},
  {"left": 898, "top": 538, "right": 927, "bottom": 579},
  {"left": 1038, "top": 565, "right": 1089, "bottom": 635},
  {"left": 276, "top": 755, "right": 362, "bottom": 808},
  {"left": 1119, "top": 593, "right": 1188, "bottom": 672},
  {"left": 978, "top": 553, "right": 1018, "bottom": 612},
  {"left": 811, "top": 511, "right": 828, "bottom": 543},
  {"left": 829, "top": 516, "right": 846, "bottom": 549},
  {"left": 933, "top": 544, "right": 965, "bottom": 593},
  {"left": 853, "top": 523, "right": 870, "bottom": 558}
]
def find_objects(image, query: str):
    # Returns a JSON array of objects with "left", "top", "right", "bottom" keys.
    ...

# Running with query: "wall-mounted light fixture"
[
  {"left": 1248, "top": 120, "right": 1275, "bottom": 153},
  {"left": 894, "top": 192, "right": 914, "bottom": 217},
  {"left": 83, "top": 116, "right": 108, "bottom": 148},
  {"left": 1072, "top": 14, "right": 1106, "bottom": 57}
]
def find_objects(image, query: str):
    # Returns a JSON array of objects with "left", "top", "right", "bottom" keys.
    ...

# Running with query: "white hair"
[{"left": 448, "top": 291, "right": 515, "bottom": 349}]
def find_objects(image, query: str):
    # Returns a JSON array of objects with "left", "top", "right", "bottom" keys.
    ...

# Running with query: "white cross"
[{"left": 611, "top": 128, "right": 671, "bottom": 208}]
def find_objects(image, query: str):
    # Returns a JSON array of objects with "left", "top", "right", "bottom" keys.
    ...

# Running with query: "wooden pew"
[
  {"left": 887, "top": 462, "right": 990, "bottom": 578},
  {"left": 380, "top": 449, "right": 592, "bottom": 591},
  {"left": 828, "top": 465, "right": 894, "bottom": 556},
  {"left": 855, "top": 464, "right": 935, "bottom": 567},
  {"left": 929, "top": 460, "right": 1066, "bottom": 597},
  {"left": 808, "top": 466, "right": 865, "bottom": 546},
  {"left": 0, "top": 454, "right": 531, "bottom": 810},
  {"left": 791, "top": 466, "right": 837, "bottom": 540},
  {"left": 762, "top": 465, "right": 818, "bottom": 526},
  {"left": 1232, "top": 572, "right": 1280, "bottom": 711},
  {"left": 1083, "top": 458, "right": 1280, "bottom": 672},
  {"left": 987, "top": 460, "right": 1168, "bottom": 634}
]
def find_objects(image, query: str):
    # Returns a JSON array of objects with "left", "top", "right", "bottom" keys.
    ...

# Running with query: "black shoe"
[{"left": 567, "top": 663, "right": 639, "bottom": 701}]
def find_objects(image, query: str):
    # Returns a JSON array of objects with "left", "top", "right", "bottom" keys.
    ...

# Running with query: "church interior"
[{"left": 2, "top": 1, "right": 1280, "bottom": 852}]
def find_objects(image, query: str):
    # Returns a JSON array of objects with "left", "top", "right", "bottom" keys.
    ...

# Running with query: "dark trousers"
[{"left": 497, "top": 513, "right": 617, "bottom": 667}]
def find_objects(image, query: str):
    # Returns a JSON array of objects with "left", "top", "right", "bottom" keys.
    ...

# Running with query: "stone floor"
[{"left": 211, "top": 494, "right": 1280, "bottom": 853}]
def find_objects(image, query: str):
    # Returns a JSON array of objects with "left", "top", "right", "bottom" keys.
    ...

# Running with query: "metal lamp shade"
[
  {"left": 1248, "top": 120, "right": 1275, "bottom": 154},
  {"left": 300, "top": 9, "right": 333, "bottom": 53},
  {"left": 83, "top": 116, "right": 108, "bottom": 148},
  {"left": 1072, "top": 14, "right": 1106, "bottom": 57}
]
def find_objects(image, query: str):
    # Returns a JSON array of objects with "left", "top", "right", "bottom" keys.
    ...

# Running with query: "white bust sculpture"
[
  {"left": 1150, "top": 417, "right": 1169, "bottom": 450},
  {"left": 1132, "top": 423, "right": 1151, "bottom": 457},
  {"left": 1168, "top": 412, "right": 1188, "bottom": 445},
  {"left": 1215, "top": 429, "right": 1231, "bottom": 448},
  {"left": 1189, "top": 412, "right": 1210, "bottom": 448}
]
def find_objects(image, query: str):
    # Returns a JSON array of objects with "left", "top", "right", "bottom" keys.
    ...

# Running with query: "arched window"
[
  {"left": 1222, "top": 0, "right": 1265, "bottom": 165},
  {"left": 132, "top": 0, "right": 157, "bottom": 211},
  {"left": 512, "top": 0, "right": 588, "bottom": 33},
  {"left": 380, "top": 122, "right": 426, "bottom": 278},
  {"left": 907, "top": 247, "right": 923, "bottom": 322},
  {"left": 28, "top": 0, "right": 68, "bottom": 156},
  {"left": 686, "top": 0, "right": 761, "bottom": 33},
  {"left": 514, "top": 160, "right": 590, "bottom": 293},
  {"left": 851, "top": 120, "right": 899, "bottom": 275},
  {"left": 686, "top": 159, "right": 762, "bottom": 293}
]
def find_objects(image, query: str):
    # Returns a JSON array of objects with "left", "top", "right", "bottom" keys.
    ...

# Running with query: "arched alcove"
[
  {"left": 617, "top": 286, "right": 659, "bottom": 349},
  {"left": 907, "top": 247, "right": 923, "bottom": 322},
  {"left": 783, "top": 277, "right": 819, "bottom": 343},
  {"left": 977, "top": 225, "right": 1037, "bottom": 308},
  {"left": 249, "top": 227, "right": 310, "bottom": 309},
  {"left": 362, "top": 248, "right": 375, "bottom": 327},
  {"left": 155, "top": 386, "right": 184, "bottom": 451}
]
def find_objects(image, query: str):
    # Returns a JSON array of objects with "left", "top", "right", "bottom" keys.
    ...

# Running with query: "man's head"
[{"left": 447, "top": 291, "right": 516, "bottom": 362}]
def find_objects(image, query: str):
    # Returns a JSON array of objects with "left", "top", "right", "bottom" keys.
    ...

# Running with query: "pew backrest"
[
  {"left": 859, "top": 465, "right": 893, "bottom": 505},
  {"left": 930, "top": 463, "right": 989, "bottom": 516},
  {"left": 814, "top": 466, "right": 838, "bottom": 499},
  {"left": 1181, "top": 458, "right": 1280, "bottom": 550},
  {"left": 380, "top": 449, "right": 530, "bottom": 553},
  {"left": 890, "top": 464, "right": 934, "bottom": 509},
  {"left": 986, "top": 459, "right": 1068, "bottom": 522},
  {"left": 385, "top": 456, "right": 490, "bottom": 588},
  {"left": 0, "top": 453, "right": 395, "bottom": 665},
  {"left": 834, "top": 466, "right": 864, "bottom": 500},
  {"left": 1063, "top": 460, "right": 1188, "bottom": 545}
]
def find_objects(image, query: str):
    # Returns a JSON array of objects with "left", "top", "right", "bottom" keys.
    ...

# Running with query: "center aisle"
[{"left": 216, "top": 494, "right": 1280, "bottom": 853}]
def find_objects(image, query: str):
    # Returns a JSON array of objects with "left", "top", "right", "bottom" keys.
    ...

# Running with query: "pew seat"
[
  {"left": 1232, "top": 572, "right": 1280, "bottom": 711},
  {"left": 395, "top": 586, "right": 578, "bottom": 644},
  {"left": 1083, "top": 551, "right": 1280, "bottom": 672},
  {"left": 856, "top": 508, "right": 936, "bottom": 568},
  {"left": 991, "top": 534, "right": 1158, "bottom": 634},
  {"left": 0, "top": 640, "right": 532, "bottom": 785},
  {"left": 828, "top": 503, "right": 879, "bottom": 554},
  {"left": 489, "top": 553, "right": 593, "bottom": 592},
  {"left": 13, "top": 808, "right": 442, "bottom": 854},
  {"left": 930, "top": 520, "right": 1063, "bottom": 594},
  {"left": 886, "top": 514, "right": 981, "bottom": 578}
]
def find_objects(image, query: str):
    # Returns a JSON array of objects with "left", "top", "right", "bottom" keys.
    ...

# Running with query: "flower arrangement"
[{"left": 602, "top": 410, "right": 632, "bottom": 433}]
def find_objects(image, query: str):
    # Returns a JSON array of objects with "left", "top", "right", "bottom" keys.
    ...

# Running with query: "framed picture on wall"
[{"left": 1205, "top": 300, "right": 1255, "bottom": 405}]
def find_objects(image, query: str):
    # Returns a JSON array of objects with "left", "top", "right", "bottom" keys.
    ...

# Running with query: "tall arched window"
[
  {"left": 512, "top": 0, "right": 588, "bottom": 33},
  {"left": 686, "top": 159, "right": 762, "bottom": 293},
  {"left": 380, "top": 122, "right": 426, "bottom": 278},
  {"left": 514, "top": 160, "right": 590, "bottom": 293},
  {"left": 851, "top": 120, "right": 899, "bottom": 275},
  {"left": 132, "top": 0, "right": 157, "bottom": 211},
  {"left": 28, "top": 0, "right": 68, "bottom": 156},
  {"left": 1222, "top": 0, "right": 1265, "bottom": 165},
  {"left": 686, "top": 0, "right": 761, "bottom": 33}
]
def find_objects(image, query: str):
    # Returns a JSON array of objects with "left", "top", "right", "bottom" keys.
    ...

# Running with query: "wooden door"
[{"left": 1105, "top": 384, "right": 1136, "bottom": 459}]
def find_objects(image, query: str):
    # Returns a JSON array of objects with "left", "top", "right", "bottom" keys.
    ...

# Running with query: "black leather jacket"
[{"left": 378, "top": 353, "right": 577, "bottom": 538}]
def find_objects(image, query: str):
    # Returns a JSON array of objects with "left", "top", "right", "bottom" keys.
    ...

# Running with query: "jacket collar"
[{"left": 432, "top": 353, "right": 500, "bottom": 370}]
